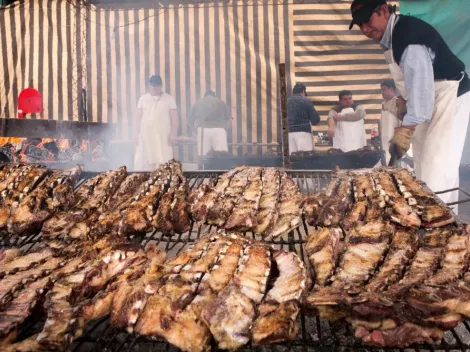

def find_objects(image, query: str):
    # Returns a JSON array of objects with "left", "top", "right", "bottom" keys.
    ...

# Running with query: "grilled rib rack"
[{"left": 3, "top": 170, "right": 470, "bottom": 352}]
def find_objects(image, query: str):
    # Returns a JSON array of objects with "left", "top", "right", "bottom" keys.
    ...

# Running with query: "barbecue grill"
[
  {"left": 290, "top": 150, "right": 384, "bottom": 170},
  {"left": 3, "top": 169, "right": 470, "bottom": 352}
]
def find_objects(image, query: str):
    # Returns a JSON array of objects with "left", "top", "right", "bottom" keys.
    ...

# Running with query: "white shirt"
[
  {"left": 380, "top": 15, "right": 436, "bottom": 126},
  {"left": 137, "top": 92, "right": 177, "bottom": 111}
]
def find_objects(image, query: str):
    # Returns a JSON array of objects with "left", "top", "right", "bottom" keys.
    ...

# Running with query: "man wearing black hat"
[
  {"left": 349, "top": 0, "right": 470, "bottom": 208},
  {"left": 287, "top": 83, "right": 320, "bottom": 154}
]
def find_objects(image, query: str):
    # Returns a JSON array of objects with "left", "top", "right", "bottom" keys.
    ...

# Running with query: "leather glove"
[
  {"left": 396, "top": 96, "right": 407, "bottom": 121},
  {"left": 389, "top": 126, "right": 414, "bottom": 159}
]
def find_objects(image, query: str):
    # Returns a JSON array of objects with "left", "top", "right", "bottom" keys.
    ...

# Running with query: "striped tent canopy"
[
  {"left": 292, "top": 0, "right": 399, "bottom": 148},
  {"left": 0, "top": 0, "right": 398, "bottom": 160}
]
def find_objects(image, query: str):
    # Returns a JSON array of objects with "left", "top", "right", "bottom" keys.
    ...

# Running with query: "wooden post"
[{"left": 279, "top": 63, "right": 290, "bottom": 169}]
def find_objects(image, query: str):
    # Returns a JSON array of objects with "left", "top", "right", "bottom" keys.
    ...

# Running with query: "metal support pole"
[{"left": 279, "top": 63, "right": 290, "bottom": 169}]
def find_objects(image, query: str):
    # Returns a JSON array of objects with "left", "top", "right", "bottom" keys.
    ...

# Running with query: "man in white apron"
[
  {"left": 188, "top": 90, "right": 230, "bottom": 156},
  {"left": 287, "top": 83, "right": 320, "bottom": 154},
  {"left": 379, "top": 79, "right": 401, "bottom": 164},
  {"left": 134, "top": 75, "right": 179, "bottom": 171},
  {"left": 349, "top": 0, "right": 470, "bottom": 210},
  {"left": 328, "top": 90, "right": 367, "bottom": 152}
]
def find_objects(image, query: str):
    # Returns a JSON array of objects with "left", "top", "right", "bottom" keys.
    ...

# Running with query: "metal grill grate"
[
  {"left": 3, "top": 169, "right": 470, "bottom": 352},
  {"left": 70, "top": 223, "right": 470, "bottom": 352}
]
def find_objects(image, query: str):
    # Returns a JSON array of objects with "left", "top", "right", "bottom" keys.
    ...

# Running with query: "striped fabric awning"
[
  {"left": 0, "top": 0, "right": 400, "bottom": 160},
  {"left": 291, "top": 0, "right": 399, "bottom": 146}
]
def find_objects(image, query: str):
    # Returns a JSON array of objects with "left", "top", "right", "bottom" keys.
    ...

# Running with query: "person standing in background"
[
  {"left": 188, "top": 90, "right": 230, "bottom": 156},
  {"left": 380, "top": 79, "right": 402, "bottom": 164},
  {"left": 328, "top": 90, "right": 367, "bottom": 152},
  {"left": 134, "top": 75, "right": 179, "bottom": 170},
  {"left": 287, "top": 83, "right": 320, "bottom": 155}
]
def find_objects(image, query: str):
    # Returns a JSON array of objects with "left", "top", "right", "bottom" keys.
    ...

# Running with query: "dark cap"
[
  {"left": 293, "top": 83, "right": 307, "bottom": 95},
  {"left": 349, "top": 0, "right": 387, "bottom": 30},
  {"left": 149, "top": 75, "right": 163, "bottom": 87}
]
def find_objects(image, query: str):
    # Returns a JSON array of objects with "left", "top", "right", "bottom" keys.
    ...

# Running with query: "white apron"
[
  {"left": 333, "top": 107, "right": 367, "bottom": 152},
  {"left": 380, "top": 97, "right": 401, "bottom": 164},
  {"left": 134, "top": 96, "right": 173, "bottom": 171},
  {"left": 385, "top": 13, "right": 467, "bottom": 209}
]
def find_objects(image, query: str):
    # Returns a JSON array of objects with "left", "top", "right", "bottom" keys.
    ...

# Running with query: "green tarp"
[{"left": 399, "top": 0, "right": 470, "bottom": 72}]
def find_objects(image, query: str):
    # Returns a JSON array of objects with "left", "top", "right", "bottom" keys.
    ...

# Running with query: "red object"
[{"left": 17, "top": 88, "right": 42, "bottom": 118}]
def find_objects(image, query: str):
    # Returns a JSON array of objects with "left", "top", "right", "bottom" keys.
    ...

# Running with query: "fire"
[{"left": 0, "top": 138, "right": 97, "bottom": 164}]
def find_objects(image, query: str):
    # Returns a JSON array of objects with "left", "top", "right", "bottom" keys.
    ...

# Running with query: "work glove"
[
  {"left": 389, "top": 126, "right": 414, "bottom": 159},
  {"left": 396, "top": 96, "right": 407, "bottom": 121}
]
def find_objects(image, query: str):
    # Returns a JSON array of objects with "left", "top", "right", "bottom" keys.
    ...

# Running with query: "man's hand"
[
  {"left": 333, "top": 114, "right": 343, "bottom": 122},
  {"left": 328, "top": 127, "right": 335, "bottom": 138},
  {"left": 169, "top": 136, "right": 178, "bottom": 145},
  {"left": 396, "top": 96, "right": 407, "bottom": 121},
  {"left": 389, "top": 126, "right": 414, "bottom": 159}
]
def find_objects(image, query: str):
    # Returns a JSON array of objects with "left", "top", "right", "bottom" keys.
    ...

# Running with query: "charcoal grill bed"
[
  {"left": 3, "top": 170, "right": 470, "bottom": 352},
  {"left": 291, "top": 150, "right": 383, "bottom": 170}
]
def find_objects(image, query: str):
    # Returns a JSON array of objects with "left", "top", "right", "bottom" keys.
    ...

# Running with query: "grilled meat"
[
  {"left": 101, "top": 233, "right": 307, "bottom": 351},
  {"left": 0, "top": 165, "right": 30, "bottom": 194},
  {"left": 41, "top": 209, "right": 89, "bottom": 240},
  {"left": 118, "top": 161, "right": 176, "bottom": 235},
  {"left": 9, "top": 165, "right": 50, "bottom": 195},
  {"left": 202, "top": 283, "right": 255, "bottom": 349},
  {"left": 206, "top": 167, "right": 252, "bottom": 227},
  {"left": 170, "top": 181, "right": 191, "bottom": 234},
  {"left": 255, "top": 168, "right": 281, "bottom": 235},
  {"left": 385, "top": 227, "right": 449, "bottom": 297},
  {"left": 109, "top": 246, "right": 166, "bottom": 332},
  {"left": 225, "top": 167, "right": 263, "bottom": 231},
  {"left": 306, "top": 177, "right": 353, "bottom": 228},
  {"left": 152, "top": 170, "right": 182, "bottom": 234},
  {"left": 202, "top": 241, "right": 271, "bottom": 349},
  {"left": 333, "top": 221, "right": 394, "bottom": 290},
  {"left": 0, "top": 165, "right": 51, "bottom": 231},
  {"left": 419, "top": 204, "right": 455, "bottom": 228},
  {"left": 342, "top": 200, "right": 367, "bottom": 231},
  {"left": 252, "top": 301, "right": 300, "bottom": 346},
  {"left": 0, "top": 249, "right": 23, "bottom": 266},
  {"left": 0, "top": 277, "right": 52, "bottom": 343},
  {"left": 191, "top": 167, "right": 242, "bottom": 224},
  {"left": 374, "top": 172, "right": 422, "bottom": 228},
  {"left": 265, "top": 250, "right": 307, "bottom": 302},
  {"left": 0, "top": 249, "right": 53, "bottom": 278},
  {"left": 0, "top": 257, "right": 63, "bottom": 309},
  {"left": 324, "top": 177, "right": 340, "bottom": 197},
  {"left": 190, "top": 167, "right": 301, "bottom": 238},
  {"left": 393, "top": 168, "right": 435, "bottom": 205},
  {"left": 40, "top": 167, "right": 126, "bottom": 240},
  {"left": 101, "top": 172, "right": 150, "bottom": 212},
  {"left": 133, "top": 235, "right": 230, "bottom": 351},
  {"left": 251, "top": 250, "right": 307, "bottom": 345},
  {"left": 354, "top": 322, "right": 444, "bottom": 348},
  {"left": 302, "top": 193, "right": 325, "bottom": 226},
  {"left": 36, "top": 243, "right": 145, "bottom": 350},
  {"left": 363, "top": 228, "right": 420, "bottom": 292},
  {"left": 64, "top": 167, "right": 128, "bottom": 240},
  {"left": 425, "top": 227, "right": 470, "bottom": 285},
  {"left": 353, "top": 174, "right": 376, "bottom": 202},
  {"left": 89, "top": 173, "right": 150, "bottom": 237},
  {"left": 0, "top": 164, "right": 23, "bottom": 183},
  {"left": 306, "top": 227, "right": 343, "bottom": 287},
  {"left": 264, "top": 174, "right": 302, "bottom": 238},
  {"left": 8, "top": 166, "right": 83, "bottom": 235},
  {"left": 225, "top": 168, "right": 263, "bottom": 231},
  {"left": 387, "top": 198, "right": 422, "bottom": 228},
  {"left": 303, "top": 169, "right": 470, "bottom": 349}
]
